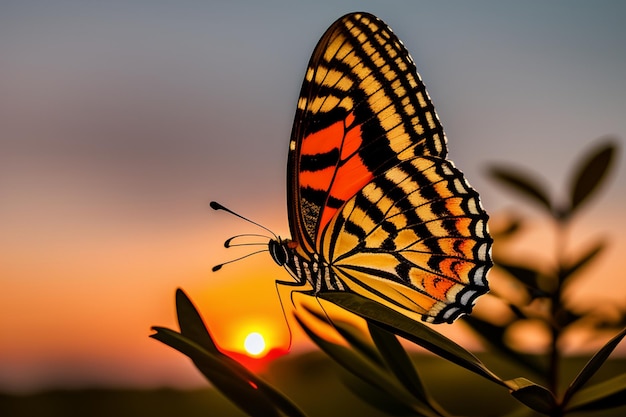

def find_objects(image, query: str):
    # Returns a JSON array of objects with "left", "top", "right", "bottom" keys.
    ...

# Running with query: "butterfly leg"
[{"left": 273, "top": 279, "right": 314, "bottom": 350}]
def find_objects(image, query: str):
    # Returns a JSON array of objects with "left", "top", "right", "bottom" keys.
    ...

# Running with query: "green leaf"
[
  {"left": 340, "top": 374, "right": 424, "bottom": 416},
  {"left": 293, "top": 310, "right": 397, "bottom": 392},
  {"left": 304, "top": 305, "right": 385, "bottom": 368},
  {"left": 562, "top": 326, "right": 626, "bottom": 406},
  {"left": 507, "top": 378, "right": 556, "bottom": 415},
  {"left": 319, "top": 292, "right": 509, "bottom": 389},
  {"left": 488, "top": 165, "right": 552, "bottom": 213},
  {"left": 367, "top": 322, "right": 429, "bottom": 403},
  {"left": 565, "top": 373, "right": 626, "bottom": 412},
  {"left": 561, "top": 240, "right": 605, "bottom": 286},
  {"left": 568, "top": 141, "right": 617, "bottom": 215},
  {"left": 153, "top": 290, "right": 306, "bottom": 417},
  {"left": 151, "top": 327, "right": 282, "bottom": 417},
  {"left": 293, "top": 310, "right": 442, "bottom": 417},
  {"left": 175, "top": 288, "right": 220, "bottom": 354}
]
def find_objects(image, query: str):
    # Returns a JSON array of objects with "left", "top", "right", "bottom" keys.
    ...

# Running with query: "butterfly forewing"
[{"left": 288, "top": 12, "right": 447, "bottom": 254}]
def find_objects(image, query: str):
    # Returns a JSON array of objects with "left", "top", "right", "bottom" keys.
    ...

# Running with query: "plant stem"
[
  {"left": 548, "top": 215, "right": 569, "bottom": 401},
  {"left": 548, "top": 312, "right": 560, "bottom": 395}
]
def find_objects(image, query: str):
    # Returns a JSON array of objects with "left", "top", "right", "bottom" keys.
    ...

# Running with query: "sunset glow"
[{"left": 1, "top": 1, "right": 625, "bottom": 394}]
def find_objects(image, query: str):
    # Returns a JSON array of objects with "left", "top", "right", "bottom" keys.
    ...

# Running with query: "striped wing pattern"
[
  {"left": 283, "top": 12, "right": 492, "bottom": 323},
  {"left": 288, "top": 12, "right": 446, "bottom": 256},
  {"left": 323, "top": 156, "right": 491, "bottom": 323}
]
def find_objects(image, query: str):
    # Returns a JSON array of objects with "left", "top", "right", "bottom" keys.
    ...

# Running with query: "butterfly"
[{"left": 213, "top": 12, "right": 492, "bottom": 324}]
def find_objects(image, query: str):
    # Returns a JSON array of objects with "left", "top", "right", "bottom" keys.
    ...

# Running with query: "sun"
[{"left": 243, "top": 332, "right": 266, "bottom": 357}]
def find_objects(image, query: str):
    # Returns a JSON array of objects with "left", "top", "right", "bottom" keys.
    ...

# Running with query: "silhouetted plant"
[{"left": 152, "top": 140, "right": 625, "bottom": 417}]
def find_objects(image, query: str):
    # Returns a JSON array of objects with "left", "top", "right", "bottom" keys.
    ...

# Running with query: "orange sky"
[{"left": 2, "top": 1, "right": 626, "bottom": 392}]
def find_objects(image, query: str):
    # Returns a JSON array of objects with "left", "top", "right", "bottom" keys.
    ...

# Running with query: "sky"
[{"left": 1, "top": 0, "right": 626, "bottom": 392}]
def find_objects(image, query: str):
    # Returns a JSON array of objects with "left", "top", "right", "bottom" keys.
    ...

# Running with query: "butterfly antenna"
[
  {"left": 210, "top": 201, "right": 278, "bottom": 240},
  {"left": 224, "top": 233, "right": 271, "bottom": 248},
  {"left": 212, "top": 249, "right": 269, "bottom": 272}
]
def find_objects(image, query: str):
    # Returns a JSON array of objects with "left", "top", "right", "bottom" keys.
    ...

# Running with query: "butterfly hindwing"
[{"left": 321, "top": 155, "right": 491, "bottom": 323}]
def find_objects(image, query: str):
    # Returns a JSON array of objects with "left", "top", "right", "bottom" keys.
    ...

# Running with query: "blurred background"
[{"left": 1, "top": 0, "right": 625, "bottom": 402}]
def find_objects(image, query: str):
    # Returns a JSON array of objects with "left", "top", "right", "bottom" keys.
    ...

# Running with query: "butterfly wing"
[
  {"left": 287, "top": 12, "right": 447, "bottom": 256},
  {"left": 321, "top": 155, "right": 491, "bottom": 323},
  {"left": 287, "top": 12, "right": 491, "bottom": 323}
]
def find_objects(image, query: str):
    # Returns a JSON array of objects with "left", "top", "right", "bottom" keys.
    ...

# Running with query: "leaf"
[
  {"left": 341, "top": 375, "right": 423, "bottom": 416},
  {"left": 507, "top": 378, "right": 556, "bottom": 415},
  {"left": 295, "top": 311, "right": 387, "bottom": 389},
  {"left": 175, "top": 288, "right": 220, "bottom": 354},
  {"left": 319, "top": 292, "right": 509, "bottom": 389},
  {"left": 152, "top": 290, "right": 306, "bottom": 417},
  {"left": 367, "top": 322, "right": 430, "bottom": 403},
  {"left": 568, "top": 141, "right": 617, "bottom": 215},
  {"left": 316, "top": 313, "right": 386, "bottom": 368},
  {"left": 293, "top": 310, "right": 442, "bottom": 417},
  {"left": 561, "top": 240, "right": 605, "bottom": 286},
  {"left": 488, "top": 165, "right": 552, "bottom": 213},
  {"left": 151, "top": 327, "right": 282, "bottom": 417},
  {"left": 562, "top": 326, "right": 626, "bottom": 406},
  {"left": 463, "top": 316, "right": 546, "bottom": 376},
  {"left": 565, "top": 373, "right": 626, "bottom": 412}
]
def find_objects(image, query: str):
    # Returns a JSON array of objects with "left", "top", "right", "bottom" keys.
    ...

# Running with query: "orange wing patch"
[{"left": 298, "top": 112, "right": 375, "bottom": 243}]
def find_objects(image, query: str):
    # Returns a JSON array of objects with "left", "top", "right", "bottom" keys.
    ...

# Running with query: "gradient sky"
[{"left": 2, "top": 0, "right": 626, "bottom": 392}]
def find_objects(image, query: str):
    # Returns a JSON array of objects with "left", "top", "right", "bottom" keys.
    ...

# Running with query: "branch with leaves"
[{"left": 152, "top": 139, "right": 625, "bottom": 417}]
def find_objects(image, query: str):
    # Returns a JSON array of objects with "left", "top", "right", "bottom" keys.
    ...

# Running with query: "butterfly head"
[
  {"left": 268, "top": 238, "right": 300, "bottom": 267},
  {"left": 268, "top": 239, "right": 287, "bottom": 266},
  {"left": 210, "top": 200, "right": 287, "bottom": 272}
]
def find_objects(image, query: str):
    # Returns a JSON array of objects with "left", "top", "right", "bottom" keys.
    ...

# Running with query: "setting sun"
[{"left": 243, "top": 332, "right": 266, "bottom": 357}]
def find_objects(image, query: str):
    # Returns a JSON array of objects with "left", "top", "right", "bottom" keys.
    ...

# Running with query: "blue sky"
[{"left": 1, "top": 0, "right": 625, "bottom": 391}]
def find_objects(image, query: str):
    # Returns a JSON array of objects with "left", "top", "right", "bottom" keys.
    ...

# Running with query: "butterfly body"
[
  {"left": 217, "top": 12, "right": 492, "bottom": 324},
  {"left": 270, "top": 238, "right": 346, "bottom": 293}
]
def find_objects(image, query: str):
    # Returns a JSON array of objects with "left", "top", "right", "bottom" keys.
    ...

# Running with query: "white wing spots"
[
  {"left": 467, "top": 197, "right": 479, "bottom": 215},
  {"left": 442, "top": 306, "right": 460, "bottom": 321},
  {"left": 440, "top": 163, "right": 454, "bottom": 176},
  {"left": 473, "top": 265, "right": 489, "bottom": 286},
  {"left": 437, "top": 134, "right": 447, "bottom": 154},
  {"left": 477, "top": 241, "right": 490, "bottom": 262},
  {"left": 453, "top": 178, "right": 468, "bottom": 194}
]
